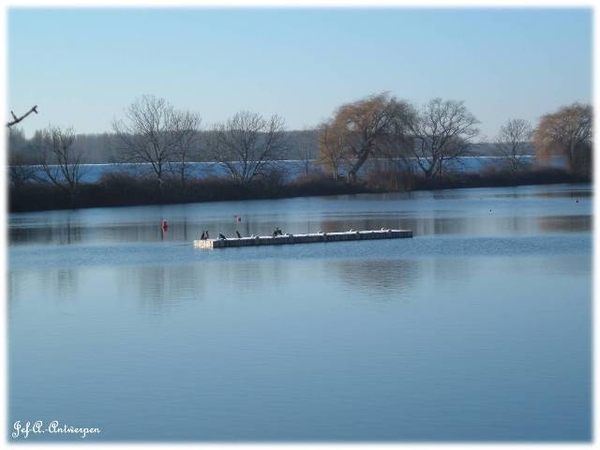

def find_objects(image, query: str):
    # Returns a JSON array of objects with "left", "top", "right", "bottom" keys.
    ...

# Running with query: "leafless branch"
[
  {"left": 408, "top": 98, "right": 479, "bottom": 178},
  {"left": 209, "top": 111, "right": 287, "bottom": 184},
  {"left": 7, "top": 105, "right": 38, "bottom": 128},
  {"left": 113, "top": 95, "right": 202, "bottom": 186}
]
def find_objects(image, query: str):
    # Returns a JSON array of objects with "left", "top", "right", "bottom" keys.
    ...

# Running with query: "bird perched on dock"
[{"left": 219, "top": 233, "right": 227, "bottom": 240}]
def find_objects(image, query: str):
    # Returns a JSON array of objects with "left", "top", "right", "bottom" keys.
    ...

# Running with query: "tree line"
[
  {"left": 317, "top": 93, "right": 591, "bottom": 181},
  {"left": 7, "top": 92, "right": 593, "bottom": 209}
]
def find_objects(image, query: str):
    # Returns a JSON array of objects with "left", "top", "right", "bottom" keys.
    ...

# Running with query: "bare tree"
[
  {"left": 494, "top": 118, "right": 533, "bottom": 173},
  {"left": 33, "top": 125, "right": 85, "bottom": 201},
  {"left": 168, "top": 111, "right": 202, "bottom": 186},
  {"left": 318, "top": 93, "right": 414, "bottom": 183},
  {"left": 7, "top": 105, "right": 38, "bottom": 128},
  {"left": 208, "top": 111, "right": 288, "bottom": 185},
  {"left": 113, "top": 95, "right": 201, "bottom": 186},
  {"left": 533, "top": 103, "right": 592, "bottom": 176},
  {"left": 8, "top": 127, "right": 37, "bottom": 188},
  {"left": 408, "top": 98, "right": 479, "bottom": 178}
]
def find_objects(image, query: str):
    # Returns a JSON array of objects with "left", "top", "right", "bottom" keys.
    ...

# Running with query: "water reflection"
[
  {"left": 7, "top": 183, "right": 592, "bottom": 441},
  {"left": 9, "top": 184, "right": 592, "bottom": 247},
  {"left": 332, "top": 259, "right": 419, "bottom": 298},
  {"left": 10, "top": 213, "right": 591, "bottom": 247},
  {"left": 56, "top": 269, "right": 79, "bottom": 302},
  {"left": 216, "top": 260, "right": 289, "bottom": 293},
  {"left": 10, "top": 215, "right": 82, "bottom": 245},
  {"left": 537, "top": 215, "right": 591, "bottom": 233},
  {"left": 8, "top": 271, "right": 28, "bottom": 314},
  {"left": 115, "top": 260, "right": 294, "bottom": 313},
  {"left": 9, "top": 269, "right": 80, "bottom": 306},
  {"left": 494, "top": 189, "right": 592, "bottom": 199},
  {"left": 9, "top": 220, "right": 207, "bottom": 245},
  {"left": 121, "top": 265, "right": 201, "bottom": 313},
  {"left": 408, "top": 215, "right": 590, "bottom": 236}
]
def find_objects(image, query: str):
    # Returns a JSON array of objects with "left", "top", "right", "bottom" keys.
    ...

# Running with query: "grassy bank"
[{"left": 8, "top": 168, "right": 590, "bottom": 213}]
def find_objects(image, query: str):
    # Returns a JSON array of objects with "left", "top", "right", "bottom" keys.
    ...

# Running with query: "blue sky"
[{"left": 7, "top": 6, "right": 593, "bottom": 139}]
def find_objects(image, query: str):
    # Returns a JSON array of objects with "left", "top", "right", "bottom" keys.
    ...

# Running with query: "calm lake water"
[
  {"left": 8, "top": 184, "right": 592, "bottom": 442},
  {"left": 31, "top": 154, "right": 566, "bottom": 183}
]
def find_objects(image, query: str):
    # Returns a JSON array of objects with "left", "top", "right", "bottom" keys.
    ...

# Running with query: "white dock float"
[{"left": 193, "top": 229, "right": 413, "bottom": 249}]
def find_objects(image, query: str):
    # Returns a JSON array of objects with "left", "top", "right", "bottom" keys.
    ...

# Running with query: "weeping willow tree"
[
  {"left": 317, "top": 119, "right": 348, "bottom": 180},
  {"left": 533, "top": 103, "right": 593, "bottom": 177},
  {"left": 317, "top": 93, "right": 414, "bottom": 183}
]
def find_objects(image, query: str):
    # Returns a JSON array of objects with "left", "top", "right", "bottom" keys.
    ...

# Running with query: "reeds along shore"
[{"left": 8, "top": 167, "right": 590, "bottom": 213}]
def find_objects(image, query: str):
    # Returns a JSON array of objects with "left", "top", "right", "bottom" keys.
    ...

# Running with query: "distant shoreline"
[{"left": 8, "top": 167, "right": 590, "bottom": 214}]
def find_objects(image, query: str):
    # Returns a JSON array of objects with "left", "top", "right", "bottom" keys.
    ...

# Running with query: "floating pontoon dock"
[{"left": 193, "top": 229, "right": 413, "bottom": 249}]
